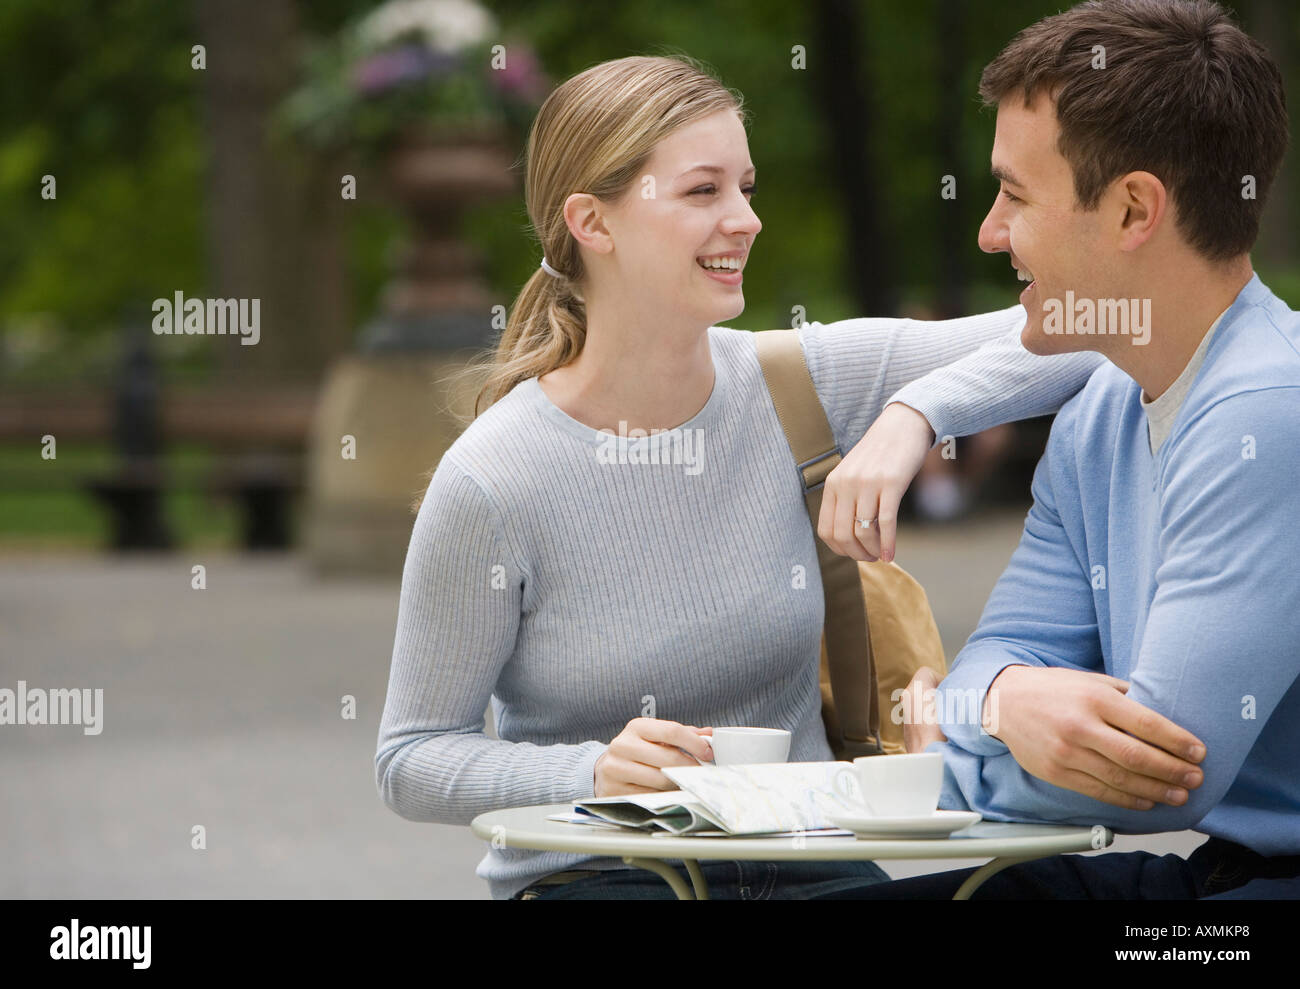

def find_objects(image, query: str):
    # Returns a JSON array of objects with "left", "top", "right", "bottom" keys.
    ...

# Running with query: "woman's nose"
[{"left": 724, "top": 193, "right": 761, "bottom": 237}]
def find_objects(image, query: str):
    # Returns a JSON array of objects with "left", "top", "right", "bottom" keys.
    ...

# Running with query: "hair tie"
[{"left": 540, "top": 256, "right": 563, "bottom": 279}]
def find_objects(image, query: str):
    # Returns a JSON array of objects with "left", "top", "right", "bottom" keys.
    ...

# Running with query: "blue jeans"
[
  {"left": 516, "top": 859, "right": 889, "bottom": 900},
  {"left": 807, "top": 837, "right": 1300, "bottom": 900}
]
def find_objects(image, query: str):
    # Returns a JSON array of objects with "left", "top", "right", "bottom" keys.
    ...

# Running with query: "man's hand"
[
  {"left": 902, "top": 666, "right": 948, "bottom": 752},
  {"left": 818, "top": 402, "right": 935, "bottom": 564},
  {"left": 985, "top": 665, "right": 1206, "bottom": 810}
]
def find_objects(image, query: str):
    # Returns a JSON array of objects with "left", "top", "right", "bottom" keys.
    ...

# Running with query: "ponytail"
[{"left": 473, "top": 263, "right": 586, "bottom": 417}]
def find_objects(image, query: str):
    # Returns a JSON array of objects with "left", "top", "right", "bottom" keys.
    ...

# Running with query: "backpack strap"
[{"left": 753, "top": 329, "right": 882, "bottom": 756}]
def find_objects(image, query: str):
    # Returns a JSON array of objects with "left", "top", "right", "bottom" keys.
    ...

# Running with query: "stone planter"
[{"left": 303, "top": 126, "right": 514, "bottom": 576}]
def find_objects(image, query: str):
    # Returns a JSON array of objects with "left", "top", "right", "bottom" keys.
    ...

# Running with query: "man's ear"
[
  {"left": 1114, "top": 171, "right": 1167, "bottom": 252},
  {"left": 563, "top": 192, "right": 614, "bottom": 256}
]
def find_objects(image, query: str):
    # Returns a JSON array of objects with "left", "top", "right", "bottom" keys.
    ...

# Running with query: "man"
[{"left": 820, "top": 0, "right": 1300, "bottom": 899}]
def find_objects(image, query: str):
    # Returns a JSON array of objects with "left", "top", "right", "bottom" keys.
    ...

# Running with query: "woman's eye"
[{"left": 689, "top": 184, "right": 758, "bottom": 197}]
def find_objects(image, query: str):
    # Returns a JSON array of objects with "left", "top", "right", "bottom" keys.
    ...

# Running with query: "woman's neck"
[{"left": 537, "top": 308, "right": 716, "bottom": 434}]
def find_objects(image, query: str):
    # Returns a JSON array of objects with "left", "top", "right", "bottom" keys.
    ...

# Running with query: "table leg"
[
  {"left": 952, "top": 854, "right": 1040, "bottom": 900},
  {"left": 683, "top": 859, "right": 710, "bottom": 900},
  {"left": 622, "top": 856, "right": 696, "bottom": 900}
]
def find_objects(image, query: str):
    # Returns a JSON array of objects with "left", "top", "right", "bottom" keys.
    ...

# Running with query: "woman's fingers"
[
  {"left": 839, "top": 490, "right": 877, "bottom": 561},
  {"left": 620, "top": 737, "right": 707, "bottom": 770},
  {"left": 828, "top": 483, "right": 862, "bottom": 560},
  {"left": 633, "top": 718, "right": 713, "bottom": 762},
  {"left": 874, "top": 482, "right": 904, "bottom": 564},
  {"left": 853, "top": 490, "right": 882, "bottom": 560},
  {"left": 818, "top": 483, "right": 876, "bottom": 561},
  {"left": 601, "top": 755, "right": 674, "bottom": 790}
]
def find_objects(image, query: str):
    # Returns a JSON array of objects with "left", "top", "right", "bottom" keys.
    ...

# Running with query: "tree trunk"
[
  {"left": 1243, "top": 0, "right": 1297, "bottom": 271},
  {"left": 935, "top": 0, "right": 967, "bottom": 319},
  {"left": 811, "top": 0, "right": 896, "bottom": 315},
  {"left": 193, "top": 0, "right": 352, "bottom": 384}
]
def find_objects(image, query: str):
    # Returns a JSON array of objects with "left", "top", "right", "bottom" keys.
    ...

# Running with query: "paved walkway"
[{"left": 0, "top": 509, "right": 1201, "bottom": 898}]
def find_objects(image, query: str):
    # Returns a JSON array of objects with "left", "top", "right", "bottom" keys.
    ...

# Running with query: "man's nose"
[{"left": 978, "top": 197, "right": 1010, "bottom": 255}]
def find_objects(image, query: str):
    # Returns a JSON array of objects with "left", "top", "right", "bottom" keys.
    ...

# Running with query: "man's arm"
[
  {"left": 797, "top": 305, "right": 1104, "bottom": 460},
  {"left": 931, "top": 396, "right": 1111, "bottom": 757},
  {"left": 802, "top": 306, "right": 1104, "bottom": 561},
  {"left": 934, "top": 388, "right": 1300, "bottom": 831}
]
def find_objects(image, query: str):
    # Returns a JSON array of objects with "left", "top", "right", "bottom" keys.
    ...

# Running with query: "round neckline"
[{"left": 524, "top": 336, "right": 727, "bottom": 446}]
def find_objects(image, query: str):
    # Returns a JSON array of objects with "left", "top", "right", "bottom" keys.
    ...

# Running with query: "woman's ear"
[{"left": 563, "top": 192, "right": 614, "bottom": 256}]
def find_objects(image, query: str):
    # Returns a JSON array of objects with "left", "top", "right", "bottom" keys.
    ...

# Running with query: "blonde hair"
[{"left": 412, "top": 54, "right": 746, "bottom": 512}]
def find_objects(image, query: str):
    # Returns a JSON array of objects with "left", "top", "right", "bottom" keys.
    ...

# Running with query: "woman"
[{"left": 375, "top": 54, "right": 1101, "bottom": 899}]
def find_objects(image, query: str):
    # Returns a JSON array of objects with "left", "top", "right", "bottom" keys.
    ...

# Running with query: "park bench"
[{"left": 0, "top": 383, "right": 314, "bottom": 550}]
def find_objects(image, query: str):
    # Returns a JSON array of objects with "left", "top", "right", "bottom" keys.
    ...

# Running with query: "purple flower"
[
  {"left": 489, "top": 45, "right": 547, "bottom": 102},
  {"left": 352, "top": 44, "right": 457, "bottom": 96}
]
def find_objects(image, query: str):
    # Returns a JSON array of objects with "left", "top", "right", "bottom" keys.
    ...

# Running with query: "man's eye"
[{"left": 1001, "top": 189, "right": 1021, "bottom": 203}]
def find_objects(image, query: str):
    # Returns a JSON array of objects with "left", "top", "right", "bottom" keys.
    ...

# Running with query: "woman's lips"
[{"left": 698, "top": 264, "right": 743, "bottom": 285}]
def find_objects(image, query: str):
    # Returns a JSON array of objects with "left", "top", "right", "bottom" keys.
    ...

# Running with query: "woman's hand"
[
  {"left": 593, "top": 719, "right": 714, "bottom": 797},
  {"left": 902, "top": 666, "right": 948, "bottom": 753},
  {"left": 817, "top": 402, "right": 935, "bottom": 563}
]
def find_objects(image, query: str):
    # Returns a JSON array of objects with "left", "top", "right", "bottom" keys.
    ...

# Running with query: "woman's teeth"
[
  {"left": 1016, "top": 267, "right": 1034, "bottom": 283},
  {"left": 698, "top": 256, "right": 742, "bottom": 271}
]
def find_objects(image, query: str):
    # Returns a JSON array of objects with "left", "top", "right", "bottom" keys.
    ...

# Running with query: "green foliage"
[
  {"left": 0, "top": 0, "right": 203, "bottom": 335},
  {"left": 0, "top": 0, "right": 1295, "bottom": 370}
]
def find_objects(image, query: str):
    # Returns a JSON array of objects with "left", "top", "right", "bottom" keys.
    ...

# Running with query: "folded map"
[{"left": 567, "top": 761, "right": 862, "bottom": 836}]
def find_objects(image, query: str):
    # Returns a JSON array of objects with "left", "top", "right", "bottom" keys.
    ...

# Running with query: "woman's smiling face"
[{"left": 596, "top": 109, "right": 761, "bottom": 327}]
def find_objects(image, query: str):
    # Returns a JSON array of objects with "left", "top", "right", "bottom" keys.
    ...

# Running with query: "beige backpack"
[{"left": 754, "top": 329, "right": 948, "bottom": 758}]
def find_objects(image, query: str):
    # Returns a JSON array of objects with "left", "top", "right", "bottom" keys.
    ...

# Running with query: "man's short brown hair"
[{"left": 980, "top": 0, "right": 1288, "bottom": 261}]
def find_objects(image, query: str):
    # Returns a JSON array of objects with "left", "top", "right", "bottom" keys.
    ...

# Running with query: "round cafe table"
[{"left": 471, "top": 803, "right": 1114, "bottom": 900}]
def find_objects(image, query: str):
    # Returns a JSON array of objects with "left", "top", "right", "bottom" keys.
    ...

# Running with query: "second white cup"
[{"left": 833, "top": 752, "right": 944, "bottom": 817}]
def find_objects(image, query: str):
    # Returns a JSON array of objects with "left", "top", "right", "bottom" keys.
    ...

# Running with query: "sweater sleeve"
[
  {"left": 935, "top": 387, "right": 1300, "bottom": 835},
  {"left": 933, "top": 399, "right": 1104, "bottom": 759},
  {"left": 797, "top": 304, "right": 1105, "bottom": 455},
  {"left": 374, "top": 454, "right": 607, "bottom": 826}
]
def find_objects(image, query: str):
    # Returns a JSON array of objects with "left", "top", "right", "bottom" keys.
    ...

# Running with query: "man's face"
[{"left": 978, "top": 91, "right": 1113, "bottom": 355}]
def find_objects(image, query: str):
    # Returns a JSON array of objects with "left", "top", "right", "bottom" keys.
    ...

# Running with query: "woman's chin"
[{"left": 705, "top": 296, "right": 745, "bottom": 325}]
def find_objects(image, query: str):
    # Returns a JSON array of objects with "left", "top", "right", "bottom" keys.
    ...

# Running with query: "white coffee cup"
[
  {"left": 833, "top": 752, "right": 943, "bottom": 817},
  {"left": 709, "top": 727, "right": 791, "bottom": 766}
]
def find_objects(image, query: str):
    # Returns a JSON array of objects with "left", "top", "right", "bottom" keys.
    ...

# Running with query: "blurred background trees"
[{"left": 1, "top": 0, "right": 1296, "bottom": 549}]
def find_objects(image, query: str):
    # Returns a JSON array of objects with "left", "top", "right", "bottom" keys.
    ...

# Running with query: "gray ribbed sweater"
[{"left": 375, "top": 306, "right": 1103, "bottom": 899}]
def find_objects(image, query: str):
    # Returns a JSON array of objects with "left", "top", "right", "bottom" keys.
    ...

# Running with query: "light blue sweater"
[
  {"left": 375, "top": 306, "right": 1103, "bottom": 898},
  {"left": 932, "top": 275, "right": 1300, "bottom": 856}
]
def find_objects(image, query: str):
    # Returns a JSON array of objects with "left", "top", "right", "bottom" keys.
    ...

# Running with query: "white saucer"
[{"left": 826, "top": 809, "right": 981, "bottom": 839}]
